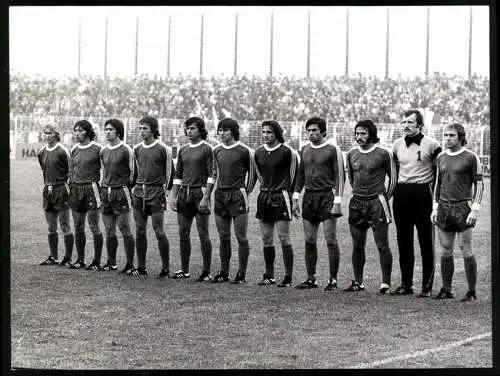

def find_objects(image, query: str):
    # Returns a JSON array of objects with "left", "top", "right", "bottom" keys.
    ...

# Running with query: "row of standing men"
[{"left": 37, "top": 111, "right": 484, "bottom": 301}]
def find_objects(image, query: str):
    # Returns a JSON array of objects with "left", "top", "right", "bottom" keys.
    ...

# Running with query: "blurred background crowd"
[{"left": 10, "top": 72, "right": 490, "bottom": 126}]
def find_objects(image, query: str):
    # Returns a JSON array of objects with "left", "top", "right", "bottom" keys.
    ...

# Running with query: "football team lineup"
[
  {"left": 10, "top": 117, "right": 491, "bottom": 368},
  {"left": 36, "top": 112, "right": 484, "bottom": 301}
]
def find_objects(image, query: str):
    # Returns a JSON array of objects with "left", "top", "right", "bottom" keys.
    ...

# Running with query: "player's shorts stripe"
[
  {"left": 123, "top": 186, "right": 132, "bottom": 209},
  {"left": 91, "top": 182, "right": 101, "bottom": 208},
  {"left": 378, "top": 194, "right": 391, "bottom": 223},
  {"left": 240, "top": 187, "right": 249, "bottom": 211},
  {"left": 282, "top": 190, "right": 292, "bottom": 219}
]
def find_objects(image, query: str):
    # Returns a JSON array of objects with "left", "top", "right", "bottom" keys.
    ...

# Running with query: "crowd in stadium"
[{"left": 10, "top": 72, "right": 490, "bottom": 125}]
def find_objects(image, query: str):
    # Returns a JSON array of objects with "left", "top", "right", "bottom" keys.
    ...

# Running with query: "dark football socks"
[
  {"left": 219, "top": 238, "right": 231, "bottom": 275},
  {"left": 93, "top": 233, "right": 104, "bottom": 265},
  {"left": 123, "top": 234, "right": 135, "bottom": 266},
  {"left": 327, "top": 241, "right": 340, "bottom": 281},
  {"left": 238, "top": 240, "right": 250, "bottom": 275},
  {"left": 305, "top": 242, "right": 318, "bottom": 279},
  {"left": 75, "top": 230, "right": 86, "bottom": 261},
  {"left": 282, "top": 244, "right": 294, "bottom": 278},
  {"left": 63, "top": 233, "right": 74, "bottom": 260},
  {"left": 180, "top": 237, "right": 191, "bottom": 273},
  {"left": 379, "top": 247, "right": 393, "bottom": 285},
  {"left": 441, "top": 255, "right": 454, "bottom": 292},
  {"left": 201, "top": 239, "right": 212, "bottom": 273},
  {"left": 157, "top": 235, "right": 170, "bottom": 271},
  {"left": 263, "top": 246, "right": 276, "bottom": 277},
  {"left": 106, "top": 235, "right": 118, "bottom": 266},
  {"left": 48, "top": 233, "right": 58, "bottom": 259},
  {"left": 136, "top": 233, "right": 148, "bottom": 269},
  {"left": 464, "top": 255, "right": 477, "bottom": 292},
  {"left": 352, "top": 246, "right": 366, "bottom": 285}
]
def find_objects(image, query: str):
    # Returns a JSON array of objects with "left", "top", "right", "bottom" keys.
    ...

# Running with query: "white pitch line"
[{"left": 352, "top": 332, "right": 492, "bottom": 369}]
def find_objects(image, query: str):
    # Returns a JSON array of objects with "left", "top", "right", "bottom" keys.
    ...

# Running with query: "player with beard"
[
  {"left": 131, "top": 116, "right": 175, "bottom": 277},
  {"left": 203, "top": 118, "right": 257, "bottom": 284},
  {"left": 254, "top": 120, "right": 299, "bottom": 287},
  {"left": 37, "top": 121, "right": 74, "bottom": 266},
  {"left": 68, "top": 120, "right": 104, "bottom": 270},
  {"left": 431, "top": 123, "right": 484, "bottom": 301},
  {"left": 99, "top": 119, "right": 136, "bottom": 273},
  {"left": 291, "top": 117, "right": 345, "bottom": 290},
  {"left": 170, "top": 117, "right": 214, "bottom": 282},
  {"left": 344, "top": 120, "right": 397, "bottom": 294}
]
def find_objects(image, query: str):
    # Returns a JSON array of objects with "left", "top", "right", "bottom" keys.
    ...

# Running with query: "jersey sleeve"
[
  {"left": 37, "top": 146, "right": 45, "bottom": 170},
  {"left": 164, "top": 144, "right": 175, "bottom": 191},
  {"left": 346, "top": 150, "right": 354, "bottom": 189},
  {"left": 334, "top": 145, "right": 345, "bottom": 202},
  {"left": 471, "top": 152, "right": 484, "bottom": 208},
  {"left": 173, "top": 145, "right": 184, "bottom": 186},
  {"left": 205, "top": 145, "right": 215, "bottom": 185},
  {"left": 210, "top": 146, "right": 220, "bottom": 187},
  {"left": 385, "top": 148, "right": 397, "bottom": 199},
  {"left": 289, "top": 146, "right": 300, "bottom": 193},
  {"left": 253, "top": 147, "right": 263, "bottom": 184},
  {"left": 293, "top": 147, "right": 305, "bottom": 196},
  {"left": 245, "top": 147, "right": 257, "bottom": 194},
  {"left": 433, "top": 154, "right": 442, "bottom": 208}
]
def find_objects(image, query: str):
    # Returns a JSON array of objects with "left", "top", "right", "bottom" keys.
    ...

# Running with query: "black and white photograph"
[{"left": 8, "top": 4, "right": 493, "bottom": 370}]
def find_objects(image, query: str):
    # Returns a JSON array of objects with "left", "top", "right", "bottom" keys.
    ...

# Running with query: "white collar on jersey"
[
  {"left": 263, "top": 143, "right": 282, "bottom": 152},
  {"left": 189, "top": 140, "right": 205, "bottom": 148},
  {"left": 309, "top": 141, "right": 328, "bottom": 149},
  {"left": 105, "top": 141, "right": 124, "bottom": 150},
  {"left": 141, "top": 139, "right": 160, "bottom": 149},
  {"left": 357, "top": 144, "right": 378, "bottom": 154},
  {"left": 445, "top": 147, "right": 466, "bottom": 156},
  {"left": 45, "top": 142, "right": 61, "bottom": 152},
  {"left": 76, "top": 140, "right": 99, "bottom": 149},
  {"left": 220, "top": 140, "right": 241, "bottom": 150}
]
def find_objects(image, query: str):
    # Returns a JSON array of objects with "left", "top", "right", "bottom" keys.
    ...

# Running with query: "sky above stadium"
[{"left": 9, "top": 5, "right": 490, "bottom": 78}]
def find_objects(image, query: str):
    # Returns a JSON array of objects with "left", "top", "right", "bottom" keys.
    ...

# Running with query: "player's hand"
[
  {"left": 170, "top": 197, "right": 178, "bottom": 212},
  {"left": 466, "top": 209, "right": 479, "bottom": 226},
  {"left": 292, "top": 198, "right": 301, "bottom": 219},
  {"left": 331, "top": 202, "right": 342, "bottom": 218},
  {"left": 430, "top": 209, "right": 438, "bottom": 225},
  {"left": 198, "top": 197, "right": 211, "bottom": 215}
]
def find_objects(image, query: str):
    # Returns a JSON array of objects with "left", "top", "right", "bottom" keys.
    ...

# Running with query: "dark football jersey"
[
  {"left": 254, "top": 143, "right": 299, "bottom": 192},
  {"left": 212, "top": 141, "right": 257, "bottom": 192},
  {"left": 37, "top": 143, "right": 71, "bottom": 185},
  {"left": 71, "top": 141, "right": 103, "bottom": 184},
  {"left": 346, "top": 145, "right": 397, "bottom": 198},
  {"left": 435, "top": 148, "right": 483, "bottom": 203},
  {"left": 100, "top": 141, "right": 135, "bottom": 188},
  {"left": 294, "top": 142, "right": 345, "bottom": 198},
  {"left": 133, "top": 140, "right": 174, "bottom": 188},
  {"left": 174, "top": 140, "right": 214, "bottom": 187}
]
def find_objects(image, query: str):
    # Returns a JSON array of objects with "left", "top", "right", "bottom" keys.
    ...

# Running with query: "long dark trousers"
[{"left": 393, "top": 183, "right": 435, "bottom": 291}]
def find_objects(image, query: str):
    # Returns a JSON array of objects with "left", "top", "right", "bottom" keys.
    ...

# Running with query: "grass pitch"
[{"left": 10, "top": 159, "right": 492, "bottom": 369}]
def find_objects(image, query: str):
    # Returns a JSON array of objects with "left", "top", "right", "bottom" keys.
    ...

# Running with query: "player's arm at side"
[
  {"left": 171, "top": 145, "right": 184, "bottom": 211},
  {"left": 199, "top": 147, "right": 217, "bottom": 213},
  {"left": 429, "top": 140, "right": 442, "bottom": 191},
  {"left": 466, "top": 153, "right": 484, "bottom": 226},
  {"left": 245, "top": 147, "right": 257, "bottom": 195},
  {"left": 331, "top": 146, "right": 345, "bottom": 217},
  {"left": 292, "top": 147, "right": 305, "bottom": 218},
  {"left": 430, "top": 156, "right": 442, "bottom": 225},
  {"left": 384, "top": 148, "right": 397, "bottom": 200}
]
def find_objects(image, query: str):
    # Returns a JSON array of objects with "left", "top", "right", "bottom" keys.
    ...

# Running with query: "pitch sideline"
[{"left": 352, "top": 332, "right": 492, "bottom": 368}]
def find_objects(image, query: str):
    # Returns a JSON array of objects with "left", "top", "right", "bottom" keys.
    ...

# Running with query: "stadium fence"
[{"left": 9, "top": 114, "right": 491, "bottom": 176}]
